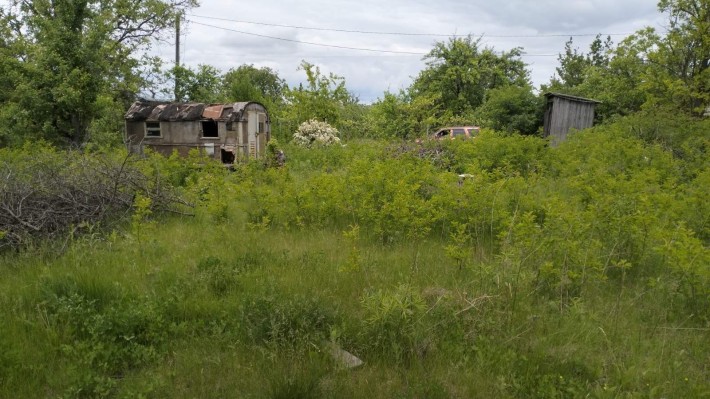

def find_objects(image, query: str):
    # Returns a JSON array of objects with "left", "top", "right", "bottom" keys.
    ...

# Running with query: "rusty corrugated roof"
[
  {"left": 125, "top": 101, "right": 268, "bottom": 122},
  {"left": 125, "top": 101, "right": 161, "bottom": 120},
  {"left": 202, "top": 104, "right": 225, "bottom": 120}
]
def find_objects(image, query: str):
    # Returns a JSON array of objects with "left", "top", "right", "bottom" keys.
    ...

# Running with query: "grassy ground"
[
  {"left": 1, "top": 121, "right": 709, "bottom": 397},
  {"left": 1, "top": 213, "right": 708, "bottom": 398}
]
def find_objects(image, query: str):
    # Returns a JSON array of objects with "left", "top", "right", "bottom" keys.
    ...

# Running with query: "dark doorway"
[{"left": 221, "top": 149, "right": 235, "bottom": 164}]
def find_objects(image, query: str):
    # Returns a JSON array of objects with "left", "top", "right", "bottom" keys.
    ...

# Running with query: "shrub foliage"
[
  {"left": 0, "top": 145, "right": 191, "bottom": 250},
  {"left": 292, "top": 119, "right": 342, "bottom": 147},
  {"left": 0, "top": 113, "right": 708, "bottom": 398}
]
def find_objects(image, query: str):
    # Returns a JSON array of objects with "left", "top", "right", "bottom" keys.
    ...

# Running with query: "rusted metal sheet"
[
  {"left": 148, "top": 104, "right": 167, "bottom": 120},
  {"left": 125, "top": 101, "right": 265, "bottom": 122},
  {"left": 202, "top": 104, "right": 224, "bottom": 120},
  {"left": 125, "top": 101, "right": 161, "bottom": 120},
  {"left": 156, "top": 103, "right": 205, "bottom": 121}
]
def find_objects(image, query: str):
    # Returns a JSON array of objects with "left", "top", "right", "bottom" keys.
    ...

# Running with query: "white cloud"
[
  {"left": 155, "top": 0, "right": 666, "bottom": 103},
  {"left": 469, "top": 0, "right": 659, "bottom": 32}
]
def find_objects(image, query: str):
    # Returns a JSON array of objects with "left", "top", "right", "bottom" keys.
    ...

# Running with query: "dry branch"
[{"left": 0, "top": 150, "right": 192, "bottom": 250}]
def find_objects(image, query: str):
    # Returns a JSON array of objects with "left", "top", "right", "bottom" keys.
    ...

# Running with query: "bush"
[
  {"left": 38, "top": 277, "right": 166, "bottom": 398},
  {"left": 292, "top": 119, "right": 341, "bottom": 147},
  {"left": 0, "top": 145, "right": 191, "bottom": 251},
  {"left": 240, "top": 294, "right": 337, "bottom": 348},
  {"left": 359, "top": 285, "right": 427, "bottom": 363}
]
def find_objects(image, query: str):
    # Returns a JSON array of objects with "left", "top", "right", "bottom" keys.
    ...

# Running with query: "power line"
[
  {"left": 187, "top": 13, "right": 632, "bottom": 38},
  {"left": 187, "top": 20, "right": 560, "bottom": 57},
  {"left": 188, "top": 20, "right": 427, "bottom": 54}
]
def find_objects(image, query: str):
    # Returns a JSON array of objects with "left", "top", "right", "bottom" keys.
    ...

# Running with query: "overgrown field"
[{"left": 1, "top": 115, "right": 709, "bottom": 398}]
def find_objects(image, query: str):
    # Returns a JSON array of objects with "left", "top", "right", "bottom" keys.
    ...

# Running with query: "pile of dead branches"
[
  {"left": 0, "top": 149, "right": 192, "bottom": 250},
  {"left": 386, "top": 141, "right": 457, "bottom": 171}
]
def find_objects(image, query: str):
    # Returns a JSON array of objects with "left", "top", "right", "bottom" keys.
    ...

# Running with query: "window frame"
[
  {"left": 257, "top": 113, "right": 266, "bottom": 134},
  {"left": 201, "top": 120, "right": 219, "bottom": 139},
  {"left": 145, "top": 121, "right": 161, "bottom": 138}
]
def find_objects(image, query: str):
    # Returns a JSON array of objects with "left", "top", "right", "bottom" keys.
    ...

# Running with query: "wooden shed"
[
  {"left": 543, "top": 93, "right": 600, "bottom": 145},
  {"left": 124, "top": 101, "right": 270, "bottom": 163}
]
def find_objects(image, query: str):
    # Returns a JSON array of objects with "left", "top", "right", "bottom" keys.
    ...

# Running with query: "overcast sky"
[{"left": 154, "top": 1, "right": 667, "bottom": 103}]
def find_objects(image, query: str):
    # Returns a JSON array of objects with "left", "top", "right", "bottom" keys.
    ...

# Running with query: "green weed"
[{"left": 0, "top": 116, "right": 708, "bottom": 398}]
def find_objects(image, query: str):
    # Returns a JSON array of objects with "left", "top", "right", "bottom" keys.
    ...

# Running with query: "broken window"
[
  {"left": 145, "top": 121, "right": 161, "bottom": 137},
  {"left": 202, "top": 120, "right": 218, "bottom": 138}
]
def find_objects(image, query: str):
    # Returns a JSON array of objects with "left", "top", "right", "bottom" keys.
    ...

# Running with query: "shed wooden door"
[
  {"left": 248, "top": 111, "right": 257, "bottom": 158},
  {"left": 257, "top": 112, "right": 266, "bottom": 157}
]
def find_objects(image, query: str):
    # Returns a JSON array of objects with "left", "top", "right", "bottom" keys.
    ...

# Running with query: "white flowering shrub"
[{"left": 292, "top": 119, "right": 341, "bottom": 147}]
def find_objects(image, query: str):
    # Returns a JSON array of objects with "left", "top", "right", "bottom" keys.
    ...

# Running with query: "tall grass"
[{"left": 0, "top": 117, "right": 708, "bottom": 398}]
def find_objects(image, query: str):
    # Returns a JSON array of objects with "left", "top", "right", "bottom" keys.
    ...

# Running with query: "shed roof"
[
  {"left": 544, "top": 92, "right": 601, "bottom": 104},
  {"left": 124, "top": 101, "right": 267, "bottom": 122}
]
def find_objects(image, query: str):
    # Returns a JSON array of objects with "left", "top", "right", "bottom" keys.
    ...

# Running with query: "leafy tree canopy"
[
  {"left": 0, "top": 0, "right": 198, "bottom": 147},
  {"left": 282, "top": 61, "right": 358, "bottom": 127},
  {"left": 476, "top": 85, "right": 543, "bottom": 135},
  {"left": 221, "top": 64, "right": 286, "bottom": 107},
  {"left": 170, "top": 64, "right": 222, "bottom": 103},
  {"left": 549, "top": 35, "right": 614, "bottom": 90},
  {"left": 545, "top": 0, "right": 710, "bottom": 119},
  {"left": 411, "top": 36, "right": 531, "bottom": 120},
  {"left": 649, "top": 0, "right": 710, "bottom": 113}
]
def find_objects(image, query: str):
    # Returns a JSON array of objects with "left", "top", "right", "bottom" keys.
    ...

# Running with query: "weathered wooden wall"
[
  {"left": 544, "top": 94, "right": 597, "bottom": 145},
  {"left": 125, "top": 121, "right": 222, "bottom": 159},
  {"left": 124, "top": 101, "right": 270, "bottom": 162}
]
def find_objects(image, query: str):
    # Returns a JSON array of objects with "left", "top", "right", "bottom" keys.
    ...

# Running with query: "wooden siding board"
[
  {"left": 544, "top": 95, "right": 596, "bottom": 144},
  {"left": 125, "top": 101, "right": 271, "bottom": 161}
]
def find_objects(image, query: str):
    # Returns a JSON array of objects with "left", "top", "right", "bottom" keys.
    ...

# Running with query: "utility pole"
[{"left": 174, "top": 13, "right": 181, "bottom": 101}]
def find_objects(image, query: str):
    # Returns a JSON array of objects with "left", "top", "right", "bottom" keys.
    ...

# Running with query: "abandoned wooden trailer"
[
  {"left": 124, "top": 101, "right": 271, "bottom": 163},
  {"left": 543, "top": 93, "right": 600, "bottom": 145}
]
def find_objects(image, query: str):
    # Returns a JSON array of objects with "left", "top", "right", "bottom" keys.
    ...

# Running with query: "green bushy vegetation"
[
  {"left": 1, "top": 113, "right": 708, "bottom": 398},
  {"left": 1, "top": 1, "right": 709, "bottom": 397}
]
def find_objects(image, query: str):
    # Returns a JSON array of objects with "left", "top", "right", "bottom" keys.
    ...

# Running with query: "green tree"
[
  {"left": 546, "top": 1, "right": 710, "bottom": 118},
  {"left": 550, "top": 35, "right": 614, "bottom": 91},
  {"left": 0, "top": 0, "right": 198, "bottom": 147},
  {"left": 411, "top": 36, "right": 530, "bottom": 122},
  {"left": 647, "top": 0, "right": 710, "bottom": 114},
  {"left": 369, "top": 91, "right": 416, "bottom": 139},
  {"left": 544, "top": 33, "right": 650, "bottom": 121},
  {"left": 283, "top": 61, "right": 357, "bottom": 124},
  {"left": 221, "top": 64, "right": 285, "bottom": 105},
  {"left": 552, "top": 38, "right": 589, "bottom": 89},
  {"left": 577, "top": 30, "right": 653, "bottom": 119},
  {"left": 221, "top": 64, "right": 288, "bottom": 138},
  {"left": 170, "top": 64, "right": 222, "bottom": 103},
  {"left": 0, "top": 9, "right": 25, "bottom": 147},
  {"left": 589, "top": 34, "right": 615, "bottom": 67},
  {"left": 369, "top": 90, "right": 441, "bottom": 139},
  {"left": 279, "top": 61, "right": 361, "bottom": 139},
  {"left": 477, "top": 85, "right": 543, "bottom": 135}
]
